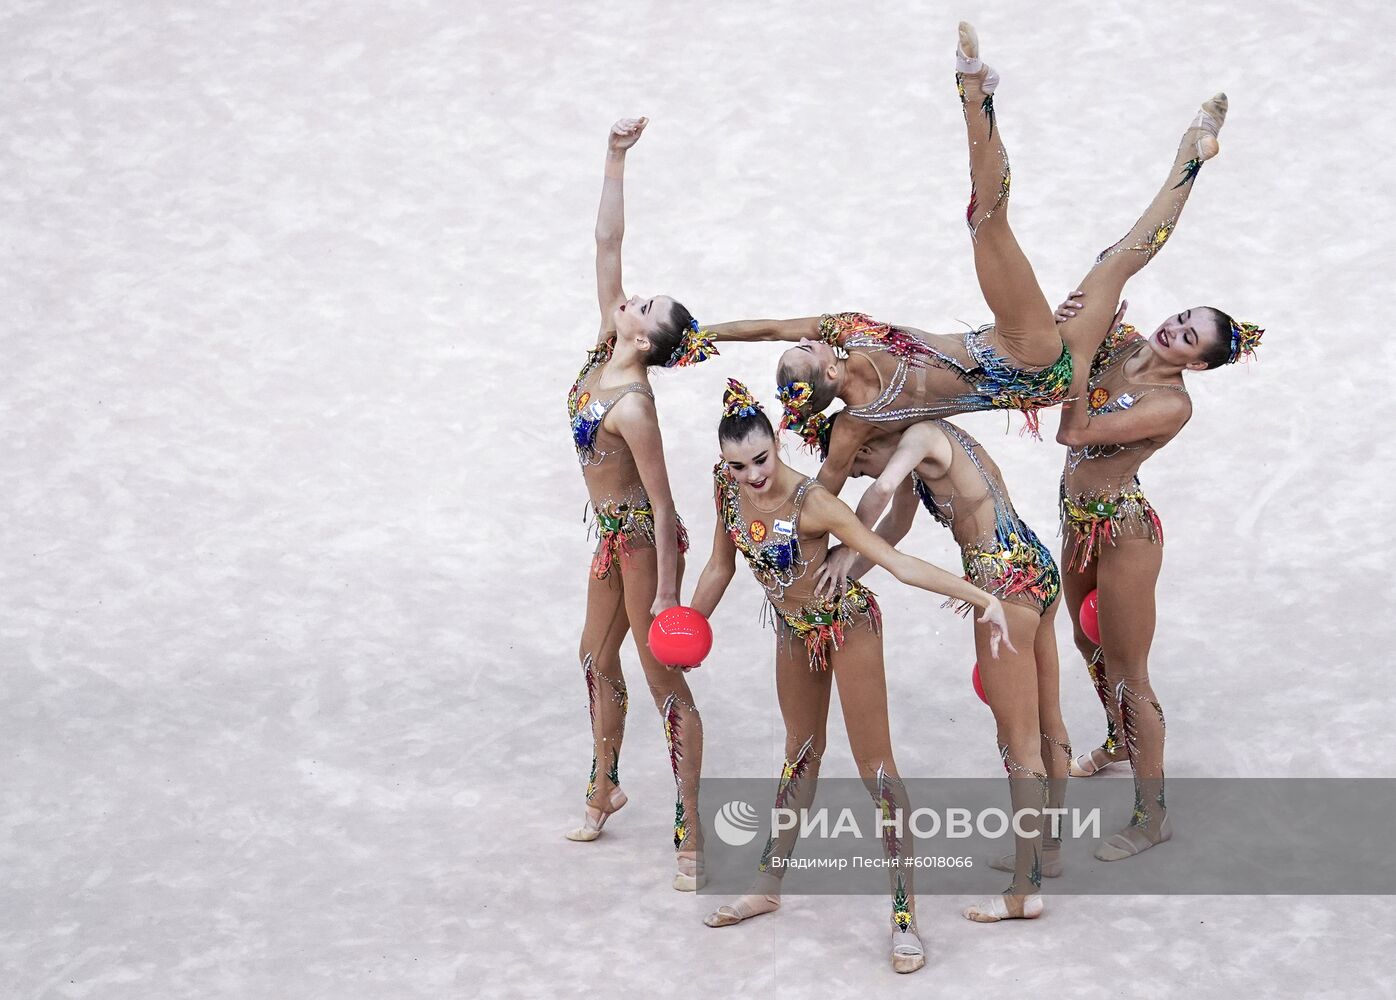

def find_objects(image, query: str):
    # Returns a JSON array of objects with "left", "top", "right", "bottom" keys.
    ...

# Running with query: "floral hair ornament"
[
  {"left": 776, "top": 379, "right": 828, "bottom": 453},
  {"left": 1227, "top": 320, "right": 1264, "bottom": 364},
  {"left": 666, "top": 316, "right": 719, "bottom": 368},
  {"left": 723, "top": 379, "right": 764, "bottom": 419}
]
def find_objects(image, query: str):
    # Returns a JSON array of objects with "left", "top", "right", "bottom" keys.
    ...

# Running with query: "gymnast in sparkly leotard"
[
  {"left": 1034, "top": 67, "right": 1263, "bottom": 862},
  {"left": 729, "top": 21, "right": 1259, "bottom": 868},
  {"left": 1052, "top": 312, "right": 1261, "bottom": 863},
  {"left": 818, "top": 413, "right": 1069, "bottom": 922},
  {"left": 705, "top": 23, "right": 1082, "bottom": 497},
  {"left": 689, "top": 381, "right": 1012, "bottom": 974},
  {"left": 564, "top": 117, "right": 716, "bottom": 894}
]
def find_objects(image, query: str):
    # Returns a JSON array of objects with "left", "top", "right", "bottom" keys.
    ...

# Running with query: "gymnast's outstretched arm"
[
  {"left": 818, "top": 481, "right": 920, "bottom": 597},
  {"left": 822, "top": 422, "right": 952, "bottom": 588},
  {"left": 593, "top": 117, "right": 647, "bottom": 345},
  {"left": 706, "top": 318, "right": 822, "bottom": 343},
  {"left": 802, "top": 490, "right": 1014, "bottom": 656}
]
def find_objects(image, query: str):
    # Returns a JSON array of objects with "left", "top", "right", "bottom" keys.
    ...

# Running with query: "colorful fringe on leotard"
[
  {"left": 770, "top": 579, "right": 882, "bottom": 672},
  {"left": 951, "top": 525, "right": 1061, "bottom": 616},
  {"left": 587, "top": 498, "right": 690, "bottom": 579},
  {"left": 965, "top": 329, "right": 1072, "bottom": 440},
  {"left": 1059, "top": 480, "right": 1163, "bottom": 574}
]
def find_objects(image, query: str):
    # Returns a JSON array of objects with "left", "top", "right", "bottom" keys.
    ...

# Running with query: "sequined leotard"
[
  {"left": 821, "top": 311, "right": 1073, "bottom": 438},
  {"left": 568, "top": 341, "right": 688, "bottom": 578},
  {"left": 909, "top": 420, "right": 1060, "bottom": 615},
  {"left": 714, "top": 463, "right": 880, "bottom": 671},
  {"left": 1059, "top": 324, "right": 1189, "bottom": 573}
]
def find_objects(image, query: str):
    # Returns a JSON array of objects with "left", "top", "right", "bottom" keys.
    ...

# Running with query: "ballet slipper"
[
  {"left": 955, "top": 21, "right": 999, "bottom": 94},
  {"left": 1094, "top": 815, "right": 1172, "bottom": 862},
  {"left": 564, "top": 786, "right": 628, "bottom": 842},
  {"left": 891, "top": 926, "right": 926, "bottom": 974},
  {"left": 963, "top": 892, "right": 1045, "bottom": 923},
  {"left": 673, "top": 850, "right": 706, "bottom": 892},
  {"left": 1188, "top": 93, "right": 1228, "bottom": 161},
  {"left": 1069, "top": 747, "right": 1127, "bottom": 777},
  {"left": 703, "top": 893, "right": 781, "bottom": 928},
  {"left": 988, "top": 848, "right": 1062, "bottom": 878}
]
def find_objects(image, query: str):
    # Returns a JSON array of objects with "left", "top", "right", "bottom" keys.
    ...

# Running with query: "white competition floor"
[{"left": 2, "top": 1, "right": 1393, "bottom": 997}]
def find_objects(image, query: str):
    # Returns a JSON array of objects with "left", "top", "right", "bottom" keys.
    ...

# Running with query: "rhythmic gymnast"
[
  {"left": 708, "top": 22, "right": 1083, "bottom": 495},
  {"left": 816, "top": 411, "right": 1068, "bottom": 921},
  {"left": 565, "top": 118, "right": 717, "bottom": 892},
  {"left": 688, "top": 380, "right": 1012, "bottom": 973},
  {"left": 1034, "top": 55, "right": 1260, "bottom": 861}
]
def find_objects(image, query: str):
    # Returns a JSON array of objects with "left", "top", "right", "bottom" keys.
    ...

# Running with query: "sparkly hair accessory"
[
  {"left": 665, "top": 318, "right": 719, "bottom": 368},
  {"left": 722, "top": 379, "right": 764, "bottom": 419},
  {"left": 776, "top": 380, "right": 828, "bottom": 453},
  {"left": 1227, "top": 320, "right": 1264, "bottom": 364},
  {"left": 776, "top": 380, "right": 813, "bottom": 412}
]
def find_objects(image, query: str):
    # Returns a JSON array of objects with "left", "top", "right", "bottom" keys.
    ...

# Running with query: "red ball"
[
  {"left": 648, "top": 606, "right": 713, "bottom": 667},
  {"left": 972, "top": 662, "right": 989, "bottom": 706},
  {"left": 1079, "top": 589, "right": 1101, "bottom": 645}
]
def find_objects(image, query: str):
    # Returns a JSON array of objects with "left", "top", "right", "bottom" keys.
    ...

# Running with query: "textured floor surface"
[{"left": 2, "top": 1, "right": 1394, "bottom": 997}]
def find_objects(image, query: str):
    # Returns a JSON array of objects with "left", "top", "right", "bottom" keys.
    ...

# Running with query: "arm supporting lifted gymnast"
[
  {"left": 854, "top": 424, "right": 951, "bottom": 529},
  {"left": 1057, "top": 384, "right": 1192, "bottom": 449},
  {"left": 1055, "top": 299, "right": 1193, "bottom": 448},
  {"left": 815, "top": 414, "right": 879, "bottom": 498}
]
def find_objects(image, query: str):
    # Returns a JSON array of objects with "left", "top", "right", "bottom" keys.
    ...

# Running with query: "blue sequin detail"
[{"left": 573, "top": 414, "right": 600, "bottom": 454}]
